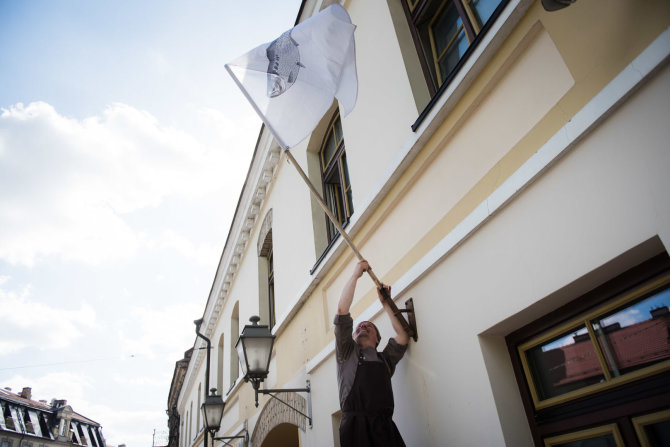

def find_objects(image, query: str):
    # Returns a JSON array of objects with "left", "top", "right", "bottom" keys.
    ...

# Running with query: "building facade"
[
  {"left": 167, "top": 350, "right": 192, "bottom": 447},
  {"left": 175, "top": 0, "right": 670, "bottom": 445},
  {"left": 1, "top": 387, "right": 106, "bottom": 447}
]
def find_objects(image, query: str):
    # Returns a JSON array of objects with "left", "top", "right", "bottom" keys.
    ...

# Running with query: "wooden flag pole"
[{"left": 284, "top": 148, "right": 417, "bottom": 340}]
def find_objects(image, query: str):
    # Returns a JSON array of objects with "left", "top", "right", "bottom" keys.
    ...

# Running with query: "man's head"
[{"left": 354, "top": 320, "right": 381, "bottom": 348}]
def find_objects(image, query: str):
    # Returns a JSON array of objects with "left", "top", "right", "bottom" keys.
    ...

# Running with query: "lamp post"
[
  {"left": 236, "top": 316, "right": 312, "bottom": 427},
  {"left": 195, "top": 319, "right": 249, "bottom": 447}
]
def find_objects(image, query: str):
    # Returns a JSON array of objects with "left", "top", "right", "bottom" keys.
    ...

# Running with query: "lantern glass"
[
  {"left": 243, "top": 336, "right": 274, "bottom": 375},
  {"left": 201, "top": 392, "right": 224, "bottom": 431},
  {"left": 236, "top": 316, "right": 276, "bottom": 380}
]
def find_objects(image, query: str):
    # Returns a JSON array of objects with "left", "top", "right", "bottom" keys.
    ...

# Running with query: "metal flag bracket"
[
  {"left": 382, "top": 290, "right": 418, "bottom": 343},
  {"left": 396, "top": 297, "right": 418, "bottom": 342}
]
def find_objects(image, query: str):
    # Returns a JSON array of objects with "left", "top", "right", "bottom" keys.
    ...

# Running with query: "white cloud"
[
  {"left": 156, "top": 229, "right": 222, "bottom": 267},
  {"left": 118, "top": 302, "right": 201, "bottom": 360},
  {"left": 0, "top": 279, "right": 97, "bottom": 352},
  {"left": 0, "top": 101, "right": 250, "bottom": 267},
  {"left": 3, "top": 371, "right": 94, "bottom": 405}
]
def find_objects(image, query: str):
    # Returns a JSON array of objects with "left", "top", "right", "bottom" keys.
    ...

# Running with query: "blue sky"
[
  {"left": 0, "top": 1, "right": 300, "bottom": 445},
  {"left": 541, "top": 288, "right": 670, "bottom": 352}
]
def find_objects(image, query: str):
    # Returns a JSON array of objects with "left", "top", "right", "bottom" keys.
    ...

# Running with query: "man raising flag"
[{"left": 226, "top": 10, "right": 416, "bottom": 444}]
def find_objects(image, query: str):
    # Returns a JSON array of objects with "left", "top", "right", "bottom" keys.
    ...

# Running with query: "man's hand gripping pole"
[{"left": 365, "top": 267, "right": 418, "bottom": 342}]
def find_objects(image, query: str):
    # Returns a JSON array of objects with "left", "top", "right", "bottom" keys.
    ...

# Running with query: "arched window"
[
  {"left": 230, "top": 302, "right": 240, "bottom": 388},
  {"left": 196, "top": 383, "right": 201, "bottom": 435},
  {"left": 319, "top": 111, "right": 353, "bottom": 243},
  {"left": 217, "top": 333, "right": 224, "bottom": 395},
  {"left": 258, "top": 210, "right": 276, "bottom": 328}
]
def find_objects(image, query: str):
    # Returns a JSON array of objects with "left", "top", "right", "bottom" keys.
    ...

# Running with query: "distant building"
[
  {"left": 0, "top": 387, "right": 106, "bottom": 447},
  {"left": 166, "top": 349, "right": 192, "bottom": 447}
]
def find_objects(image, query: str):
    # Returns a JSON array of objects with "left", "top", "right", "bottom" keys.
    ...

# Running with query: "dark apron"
[{"left": 339, "top": 351, "right": 406, "bottom": 447}]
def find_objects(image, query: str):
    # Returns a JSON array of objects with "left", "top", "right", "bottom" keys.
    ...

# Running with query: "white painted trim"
[{"left": 306, "top": 26, "right": 670, "bottom": 375}]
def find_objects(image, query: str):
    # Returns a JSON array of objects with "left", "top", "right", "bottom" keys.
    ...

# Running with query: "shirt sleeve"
[
  {"left": 334, "top": 313, "right": 356, "bottom": 363},
  {"left": 382, "top": 337, "right": 408, "bottom": 377}
]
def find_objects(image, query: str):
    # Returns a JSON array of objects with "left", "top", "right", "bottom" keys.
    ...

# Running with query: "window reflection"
[
  {"left": 526, "top": 326, "right": 605, "bottom": 400},
  {"left": 592, "top": 288, "right": 670, "bottom": 377}
]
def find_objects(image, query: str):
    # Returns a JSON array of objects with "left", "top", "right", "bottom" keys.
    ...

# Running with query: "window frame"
[
  {"left": 401, "top": 0, "right": 507, "bottom": 97},
  {"left": 400, "top": 0, "right": 512, "bottom": 131},
  {"left": 543, "top": 423, "right": 625, "bottom": 447},
  {"left": 319, "top": 112, "right": 353, "bottom": 244},
  {"left": 506, "top": 253, "right": 670, "bottom": 446},
  {"left": 518, "top": 272, "right": 670, "bottom": 410},
  {"left": 632, "top": 408, "right": 670, "bottom": 447},
  {"left": 267, "top": 247, "right": 276, "bottom": 329}
]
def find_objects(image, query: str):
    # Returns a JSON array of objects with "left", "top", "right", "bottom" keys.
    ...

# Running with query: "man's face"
[{"left": 354, "top": 321, "right": 379, "bottom": 347}]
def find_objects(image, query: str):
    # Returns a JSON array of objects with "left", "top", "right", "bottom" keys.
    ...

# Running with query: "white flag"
[{"left": 225, "top": 4, "right": 357, "bottom": 149}]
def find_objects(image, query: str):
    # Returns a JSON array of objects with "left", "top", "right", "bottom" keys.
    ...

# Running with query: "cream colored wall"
[
  {"left": 343, "top": 0, "right": 421, "bottom": 203},
  {"left": 303, "top": 57, "right": 670, "bottom": 447},
  {"left": 386, "top": 62, "right": 670, "bottom": 446},
  {"left": 270, "top": 153, "right": 321, "bottom": 319},
  {"left": 322, "top": 22, "right": 574, "bottom": 320}
]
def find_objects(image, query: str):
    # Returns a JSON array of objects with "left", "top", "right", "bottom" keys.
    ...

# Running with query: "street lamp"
[
  {"left": 195, "top": 319, "right": 249, "bottom": 447},
  {"left": 201, "top": 388, "right": 224, "bottom": 433},
  {"left": 235, "top": 316, "right": 312, "bottom": 427},
  {"left": 235, "top": 316, "right": 275, "bottom": 384}
]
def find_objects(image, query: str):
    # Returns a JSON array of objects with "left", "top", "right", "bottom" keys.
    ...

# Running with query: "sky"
[
  {"left": 541, "top": 288, "right": 670, "bottom": 352},
  {"left": 0, "top": 1, "right": 301, "bottom": 445}
]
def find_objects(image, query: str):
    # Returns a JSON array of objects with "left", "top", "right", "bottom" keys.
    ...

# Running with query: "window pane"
[
  {"left": 470, "top": 0, "right": 502, "bottom": 29},
  {"left": 526, "top": 325, "right": 606, "bottom": 400},
  {"left": 436, "top": 28, "right": 467, "bottom": 84},
  {"left": 341, "top": 153, "right": 353, "bottom": 218},
  {"left": 591, "top": 287, "right": 670, "bottom": 377},
  {"left": 432, "top": 3, "right": 462, "bottom": 57},
  {"left": 431, "top": 2, "right": 469, "bottom": 84},
  {"left": 322, "top": 132, "right": 337, "bottom": 170},
  {"left": 324, "top": 167, "right": 345, "bottom": 241},
  {"left": 643, "top": 420, "right": 670, "bottom": 446},
  {"left": 334, "top": 115, "right": 343, "bottom": 145},
  {"left": 553, "top": 433, "right": 617, "bottom": 447}
]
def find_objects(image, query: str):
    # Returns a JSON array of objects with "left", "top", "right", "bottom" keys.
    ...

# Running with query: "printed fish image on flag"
[
  {"left": 266, "top": 30, "right": 305, "bottom": 98},
  {"left": 226, "top": 4, "right": 357, "bottom": 149}
]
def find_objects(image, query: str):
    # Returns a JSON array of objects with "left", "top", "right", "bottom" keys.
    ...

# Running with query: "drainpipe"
[{"left": 194, "top": 319, "right": 211, "bottom": 447}]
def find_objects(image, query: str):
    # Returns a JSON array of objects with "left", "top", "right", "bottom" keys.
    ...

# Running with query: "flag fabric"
[{"left": 225, "top": 4, "right": 357, "bottom": 150}]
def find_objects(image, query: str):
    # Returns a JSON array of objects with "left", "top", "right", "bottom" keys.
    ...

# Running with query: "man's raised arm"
[
  {"left": 337, "top": 259, "right": 369, "bottom": 315},
  {"left": 378, "top": 285, "right": 409, "bottom": 346}
]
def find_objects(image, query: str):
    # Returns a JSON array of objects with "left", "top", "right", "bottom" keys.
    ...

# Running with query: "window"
[
  {"left": 23, "top": 408, "right": 35, "bottom": 434},
  {"left": 258, "top": 218, "right": 276, "bottom": 329},
  {"left": 39, "top": 413, "right": 50, "bottom": 439},
  {"left": 230, "top": 302, "right": 240, "bottom": 389},
  {"left": 632, "top": 409, "right": 670, "bottom": 447},
  {"left": 402, "top": 0, "right": 505, "bottom": 95},
  {"left": 507, "top": 254, "right": 670, "bottom": 445},
  {"left": 2, "top": 404, "right": 16, "bottom": 431},
  {"left": 267, "top": 247, "right": 276, "bottom": 328},
  {"left": 197, "top": 383, "right": 202, "bottom": 435},
  {"left": 320, "top": 112, "right": 353, "bottom": 244},
  {"left": 217, "top": 333, "right": 225, "bottom": 395}
]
